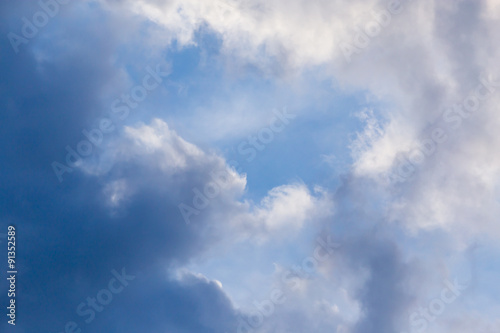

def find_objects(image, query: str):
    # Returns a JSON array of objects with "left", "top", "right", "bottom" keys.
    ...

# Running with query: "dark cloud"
[
  {"left": 0, "top": 2, "right": 241, "bottom": 332},
  {"left": 350, "top": 238, "right": 414, "bottom": 333}
]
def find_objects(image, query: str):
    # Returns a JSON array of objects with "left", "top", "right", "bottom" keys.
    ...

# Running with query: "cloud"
[
  {"left": 2, "top": 0, "right": 500, "bottom": 332},
  {"left": 77, "top": 117, "right": 333, "bottom": 242}
]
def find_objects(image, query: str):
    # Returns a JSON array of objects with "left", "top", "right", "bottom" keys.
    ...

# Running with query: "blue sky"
[{"left": 1, "top": 0, "right": 500, "bottom": 332}]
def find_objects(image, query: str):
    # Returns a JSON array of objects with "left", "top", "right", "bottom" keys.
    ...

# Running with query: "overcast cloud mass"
[{"left": 1, "top": 0, "right": 500, "bottom": 332}]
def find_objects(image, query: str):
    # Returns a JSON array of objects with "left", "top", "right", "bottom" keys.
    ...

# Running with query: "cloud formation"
[{"left": 1, "top": 0, "right": 500, "bottom": 332}]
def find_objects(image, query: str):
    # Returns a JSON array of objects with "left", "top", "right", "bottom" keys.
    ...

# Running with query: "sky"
[{"left": 1, "top": 0, "right": 500, "bottom": 332}]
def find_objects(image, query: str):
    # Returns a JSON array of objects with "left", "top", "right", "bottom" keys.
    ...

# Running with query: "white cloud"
[
  {"left": 240, "top": 183, "right": 333, "bottom": 240},
  {"left": 122, "top": 118, "right": 205, "bottom": 171}
]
